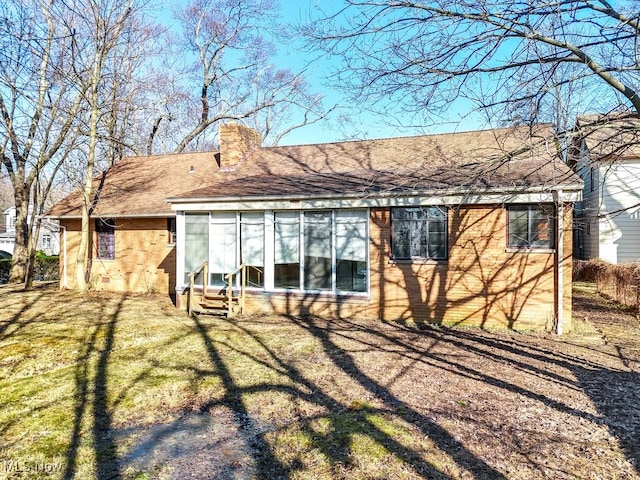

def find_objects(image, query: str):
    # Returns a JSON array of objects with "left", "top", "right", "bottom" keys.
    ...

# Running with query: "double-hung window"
[
  {"left": 391, "top": 207, "right": 447, "bottom": 260},
  {"left": 95, "top": 218, "right": 115, "bottom": 260},
  {"left": 507, "top": 204, "right": 555, "bottom": 249}
]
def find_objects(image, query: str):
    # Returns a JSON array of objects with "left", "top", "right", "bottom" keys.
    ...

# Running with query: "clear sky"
[{"left": 153, "top": 0, "right": 487, "bottom": 146}]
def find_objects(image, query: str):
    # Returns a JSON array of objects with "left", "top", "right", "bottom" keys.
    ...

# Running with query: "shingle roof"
[
  {"left": 46, "top": 125, "right": 582, "bottom": 218},
  {"left": 575, "top": 114, "right": 640, "bottom": 159}
]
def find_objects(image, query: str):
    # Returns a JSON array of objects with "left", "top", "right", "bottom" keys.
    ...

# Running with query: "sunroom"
[{"left": 172, "top": 207, "right": 370, "bottom": 313}]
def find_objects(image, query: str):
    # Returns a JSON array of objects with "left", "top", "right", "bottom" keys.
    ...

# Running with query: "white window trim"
[{"left": 176, "top": 209, "right": 370, "bottom": 296}]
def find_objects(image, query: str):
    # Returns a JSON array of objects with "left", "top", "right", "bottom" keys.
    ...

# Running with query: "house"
[
  {"left": 1, "top": 206, "right": 60, "bottom": 256},
  {"left": 46, "top": 123, "right": 583, "bottom": 332},
  {"left": 570, "top": 115, "right": 640, "bottom": 264}
]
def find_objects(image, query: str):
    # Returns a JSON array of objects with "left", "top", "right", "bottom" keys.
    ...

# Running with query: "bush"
[
  {"left": 34, "top": 254, "right": 59, "bottom": 281},
  {"left": 574, "top": 259, "right": 640, "bottom": 310},
  {"left": 0, "top": 259, "right": 9, "bottom": 284},
  {"left": 0, "top": 254, "right": 59, "bottom": 284}
]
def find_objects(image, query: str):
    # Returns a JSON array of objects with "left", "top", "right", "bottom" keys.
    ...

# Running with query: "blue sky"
[{"left": 153, "top": 0, "right": 487, "bottom": 146}]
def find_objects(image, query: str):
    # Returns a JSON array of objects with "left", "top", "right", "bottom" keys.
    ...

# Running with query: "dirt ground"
[{"left": 114, "top": 283, "right": 640, "bottom": 480}]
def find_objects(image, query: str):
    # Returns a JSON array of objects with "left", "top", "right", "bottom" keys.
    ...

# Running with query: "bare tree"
[
  {"left": 63, "top": 0, "right": 144, "bottom": 292},
  {"left": 304, "top": 0, "right": 640, "bottom": 127},
  {"left": 147, "top": 0, "right": 330, "bottom": 153},
  {"left": 0, "top": 0, "right": 87, "bottom": 285}
]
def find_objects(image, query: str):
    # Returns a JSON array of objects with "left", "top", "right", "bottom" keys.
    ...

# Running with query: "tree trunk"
[{"left": 8, "top": 188, "right": 30, "bottom": 284}]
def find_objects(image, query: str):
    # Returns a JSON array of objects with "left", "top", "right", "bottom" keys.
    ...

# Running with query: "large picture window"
[
  {"left": 95, "top": 218, "right": 115, "bottom": 260},
  {"left": 508, "top": 204, "right": 555, "bottom": 249},
  {"left": 391, "top": 207, "right": 447, "bottom": 260}
]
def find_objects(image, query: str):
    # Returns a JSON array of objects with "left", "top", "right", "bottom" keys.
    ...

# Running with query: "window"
[
  {"left": 335, "top": 211, "right": 367, "bottom": 292},
  {"left": 391, "top": 207, "right": 447, "bottom": 260},
  {"left": 95, "top": 218, "right": 115, "bottom": 260},
  {"left": 168, "top": 217, "right": 177, "bottom": 244},
  {"left": 209, "top": 213, "right": 236, "bottom": 286},
  {"left": 241, "top": 212, "right": 264, "bottom": 287},
  {"left": 507, "top": 204, "right": 555, "bottom": 249},
  {"left": 42, "top": 234, "right": 51, "bottom": 250},
  {"left": 304, "top": 211, "right": 332, "bottom": 290},
  {"left": 274, "top": 212, "right": 300, "bottom": 288},
  {"left": 184, "top": 214, "right": 208, "bottom": 283},
  {"left": 181, "top": 210, "right": 369, "bottom": 294}
]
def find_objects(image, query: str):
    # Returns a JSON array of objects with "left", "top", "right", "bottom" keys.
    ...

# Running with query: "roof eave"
[{"left": 166, "top": 183, "right": 584, "bottom": 205}]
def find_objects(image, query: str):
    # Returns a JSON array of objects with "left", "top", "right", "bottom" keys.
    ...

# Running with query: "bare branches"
[{"left": 305, "top": 0, "right": 640, "bottom": 124}]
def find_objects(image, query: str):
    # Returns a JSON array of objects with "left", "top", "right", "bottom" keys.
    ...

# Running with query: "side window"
[
  {"left": 95, "top": 218, "right": 115, "bottom": 260},
  {"left": 507, "top": 205, "right": 555, "bottom": 249},
  {"left": 167, "top": 217, "right": 177, "bottom": 245},
  {"left": 391, "top": 207, "right": 447, "bottom": 260}
]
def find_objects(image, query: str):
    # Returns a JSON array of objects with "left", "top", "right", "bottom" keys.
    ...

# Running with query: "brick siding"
[{"left": 60, "top": 217, "right": 176, "bottom": 294}]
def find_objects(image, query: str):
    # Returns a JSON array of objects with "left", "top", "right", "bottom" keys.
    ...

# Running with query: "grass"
[{"left": 1, "top": 282, "right": 639, "bottom": 479}]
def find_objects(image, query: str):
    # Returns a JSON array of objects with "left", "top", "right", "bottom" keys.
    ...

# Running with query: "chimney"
[{"left": 218, "top": 122, "right": 262, "bottom": 168}]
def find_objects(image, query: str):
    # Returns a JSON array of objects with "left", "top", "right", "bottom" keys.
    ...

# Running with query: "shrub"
[
  {"left": 0, "top": 259, "right": 9, "bottom": 284},
  {"left": 33, "top": 253, "right": 59, "bottom": 281},
  {"left": 574, "top": 259, "right": 640, "bottom": 310},
  {"left": 0, "top": 254, "right": 59, "bottom": 284}
]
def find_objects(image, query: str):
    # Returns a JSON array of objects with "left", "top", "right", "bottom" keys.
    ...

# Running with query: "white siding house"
[
  {"left": 572, "top": 115, "right": 640, "bottom": 264},
  {"left": 1, "top": 206, "right": 60, "bottom": 256}
]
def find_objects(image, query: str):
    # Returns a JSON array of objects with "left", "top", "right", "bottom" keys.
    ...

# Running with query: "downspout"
[{"left": 555, "top": 190, "right": 564, "bottom": 335}]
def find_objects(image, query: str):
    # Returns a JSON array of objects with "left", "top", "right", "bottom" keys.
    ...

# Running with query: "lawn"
[{"left": 0, "top": 283, "right": 639, "bottom": 479}]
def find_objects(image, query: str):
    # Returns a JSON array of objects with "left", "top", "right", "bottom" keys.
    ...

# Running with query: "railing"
[
  {"left": 187, "top": 261, "right": 208, "bottom": 316},
  {"left": 225, "top": 263, "right": 247, "bottom": 317},
  {"left": 186, "top": 261, "right": 248, "bottom": 317}
]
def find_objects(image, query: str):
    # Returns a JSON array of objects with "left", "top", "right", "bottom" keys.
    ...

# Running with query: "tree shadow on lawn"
[
  {"left": 188, "top": 315, "right": 507, "bottom": 479},
  {"left": 51, "top": 295, "right": 638, "bottom": 479},
  {"left": 63, "top": 295, "right": 124, "bottom": 480},
  {"left": 188, "top": 313, "right": 640, "bottom": 479}
]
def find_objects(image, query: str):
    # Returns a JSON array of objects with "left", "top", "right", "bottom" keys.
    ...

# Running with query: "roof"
[
  {"left": 47, "top": 125, "right": 582, "bottom": 218},
  {"left": 575, "top": 114, "right": 640, "bottom": 159}
]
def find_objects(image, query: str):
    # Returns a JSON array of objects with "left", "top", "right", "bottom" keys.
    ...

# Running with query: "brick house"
[{"left": 46, "top": 123, "right": 583, "bottom": 332}]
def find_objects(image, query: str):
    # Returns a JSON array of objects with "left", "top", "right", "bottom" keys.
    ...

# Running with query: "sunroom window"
[
  {"left": 184, "top": 214, "right": 208, "bottom": 283},
  {"left": 274, "top": 212, "right": 300, "bottom": 288},
  {"left": 241, "top": 212, "right": 264, "bottom": 287},
  {"left": 304, "top": 211, "right": 332, "bottom": 290},
  {"left": 210, "top": 213, "right": 236, "bottom": 285},
  {"left": 181, "top": 209, "right": 369, "bottom": 294},
  {"left": 335, "top": 210, "right": 367, "bottom": 292}
]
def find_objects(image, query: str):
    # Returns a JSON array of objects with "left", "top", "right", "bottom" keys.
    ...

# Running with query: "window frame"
[
  {"left": 390, "top": 206, "right": 448, "bottom": 261},
  {"left": 42, "top": 234, "right": 52, "bottom": 250},
  {"left": 167, "top": 217, "right": 177, "bottom": 245},
  {"left": 95, "top": 218, "right": 115, "bottom": 260},
  {"left": 180, "top": 209, "right": 370, "bottom": 295},
  {"left": 507, "top": 204, "right": 556, "bottom": 250}
]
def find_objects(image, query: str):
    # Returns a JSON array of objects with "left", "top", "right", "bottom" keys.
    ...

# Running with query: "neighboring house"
[
  {"left": 46, "top": 123, "right": 582, "bottom": 332},
  {"left": 570, "top": 115, "right": 640, "bottom": 264},
  {"left": 1, "top": 206, "right": 60, "bottom": 256}
]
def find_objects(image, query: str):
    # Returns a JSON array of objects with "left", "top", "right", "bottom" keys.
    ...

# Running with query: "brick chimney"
[{"left": 218, "top": 123, "right": 262, "bottom": 168}]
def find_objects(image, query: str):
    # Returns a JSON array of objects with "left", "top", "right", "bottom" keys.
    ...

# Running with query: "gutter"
[{"left": 166, "top": 183, "right": 585, "bottom": 205}]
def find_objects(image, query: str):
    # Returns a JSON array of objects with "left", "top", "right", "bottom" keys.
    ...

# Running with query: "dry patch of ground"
[{"left": 0, "top": 282, "right": 639, "bottom": 479}]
